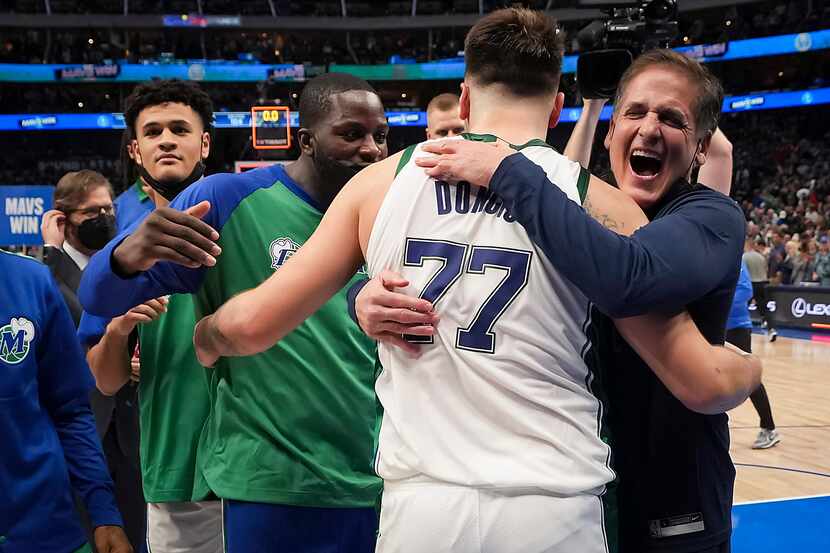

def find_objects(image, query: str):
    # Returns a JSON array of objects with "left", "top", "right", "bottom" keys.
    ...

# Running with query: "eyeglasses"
[{"left": 68, "top": 205, "right": 116, "bottom": 218}]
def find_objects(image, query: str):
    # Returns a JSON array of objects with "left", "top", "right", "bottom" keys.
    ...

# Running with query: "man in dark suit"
[{"left": 40, "top": 170, "right": 146, "bottom": 552}]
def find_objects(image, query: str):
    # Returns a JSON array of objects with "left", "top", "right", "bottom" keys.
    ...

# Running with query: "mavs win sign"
[
  {"left": 0, "top": 186, "right": 53, "bottom": 246},
  {"left": 0, "top": 317, "right": 35, "bottom": 365}
]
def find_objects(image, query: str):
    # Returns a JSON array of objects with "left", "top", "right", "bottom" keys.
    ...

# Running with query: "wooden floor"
[{"left": 729, "top": 334, "right": 830, "bottom": 503}]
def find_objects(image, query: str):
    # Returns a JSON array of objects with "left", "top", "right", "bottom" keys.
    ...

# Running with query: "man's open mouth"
[{"left": 629, "top": 149, "right": 663, "bottom": 177}]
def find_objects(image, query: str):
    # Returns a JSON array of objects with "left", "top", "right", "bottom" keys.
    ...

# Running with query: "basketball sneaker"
[
  {"left": 767, "top": 329, "right": 778, "bottom": 342},
  {"left": 751, "top": 429, "right": 781, "bottom": 449}
]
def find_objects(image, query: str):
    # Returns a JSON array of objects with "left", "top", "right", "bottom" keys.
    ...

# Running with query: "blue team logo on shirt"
[
  {"left": 0, "top": 317, "right": 35, "bottom": 365},
  {"left": 269, "top": 237, "right": 301, "bottom": 269}
]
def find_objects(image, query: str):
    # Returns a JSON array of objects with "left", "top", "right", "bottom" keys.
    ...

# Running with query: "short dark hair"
[
  {"left": 298, "top": 73, "right": 378, "bottom": 129},
  {"left": 118, "top": 128, "right": 137, "bottom": 194},
  {"left": 427, "top": 93, "right": 460, "bottom": 114},
  {"left": 464, "top": 8, "right": 564, "bottom": 97},
  {"left": 614, "top": 49, "right": 724, "bottom": 137},
  {"left": 54, "top": 170, "right": 113, "bottom": 212},
  {"left": 123, "top": 79, "right": 214, "bottom": 135}
]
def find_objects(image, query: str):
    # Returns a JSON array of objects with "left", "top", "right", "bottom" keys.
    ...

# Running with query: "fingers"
[
  {"left": 374, "top": 289, "right": 434, "bottom": 313},
  {"left": 143, "top": 297, "right": 168, "bottom": 315},
  {"left": 369, "top": 304, "right": 438, "bottom": 325},
  {"left": 184, "top": 200, "right": 214, "bottom": 225},
  {"left": 148, "top": 242, "right": 215, "bottom": 269},
  {"left": 151, "top": 208, "right": 222, "bottom": 256},
  {"left": 414, "top": 156, "right": 439, "bottom": 168},
  {"left": 378, "top": 269, "right": 410, "bottom": 289},
  {"left": 126, "top": 302, "right": 165, "bottom": 322},
  {"left": 124, "top": 312, "right": 154, "bottom": 325},
  {"left": 374, "top": 322, "right": 435, "bottom": 336},
  {"left": 377, "top": 332, "right": 422, "bottom": 357},
  {"left": 420, "top": 140, "right": 457, "bottom": 155}
]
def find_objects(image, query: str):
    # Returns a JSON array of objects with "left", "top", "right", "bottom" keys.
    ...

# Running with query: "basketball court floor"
[{"left": 729, "top": 330, "right": 829, "bottom": 552}]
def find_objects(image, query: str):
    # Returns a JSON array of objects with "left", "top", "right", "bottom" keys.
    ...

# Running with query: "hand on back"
[{"left": 355, "top": 270, "right": 439, "bottom": 356}]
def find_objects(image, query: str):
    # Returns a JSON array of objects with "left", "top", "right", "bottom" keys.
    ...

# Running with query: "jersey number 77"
[{"left": 403, "top": 238, "right": 532, "bottom": 354}]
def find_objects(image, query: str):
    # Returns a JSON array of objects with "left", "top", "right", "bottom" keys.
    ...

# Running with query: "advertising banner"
[{"left": 0, "top": 185, "right": 53, "bottom": 246}]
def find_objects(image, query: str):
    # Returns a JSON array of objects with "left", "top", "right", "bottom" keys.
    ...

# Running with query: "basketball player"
[
  {"left": 726, "top": 262, "right": 780, "bottom": 449},
  {"left": 78, "top": 73, "right": 388, "bottom": 552},
  {"left": 190, "top": 10, "right": 758, "bottom": 552},
  {"left": 76, "top": 80, "right": 222, "bottom": 553},
  {"left": 405, "top": 49, "right": 749, "bottom": 552},
  {"left": 425, "top": 92, "right": 465, "bottom": 140}
]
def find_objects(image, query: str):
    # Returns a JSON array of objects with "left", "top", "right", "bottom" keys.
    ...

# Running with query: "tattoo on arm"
[{"left": 583, "top": 197, "right": 624, "bottom": 232}]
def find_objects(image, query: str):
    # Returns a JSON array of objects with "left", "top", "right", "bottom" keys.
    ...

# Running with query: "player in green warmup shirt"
[
  {"left": 78, "top": 80, "right": 222, "bottom": 552},
  {"left": 78, "top": 73, "right": 389, "bottom": 552}
]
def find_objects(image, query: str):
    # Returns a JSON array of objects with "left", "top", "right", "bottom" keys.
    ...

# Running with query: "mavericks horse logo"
[
  {"left": 269, "top": 237, "right": 301, "bottom": 269},
  {"left": 0, "top": 317, "right": 35, "bottom": 365}
]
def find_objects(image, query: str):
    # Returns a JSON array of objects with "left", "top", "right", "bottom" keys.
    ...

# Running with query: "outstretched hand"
[
  {"left": 416, "top": 139, "right": 515, "bottom": 188},
  {"left": 113, "top": 200, "right": 221, "bottom": 275}
]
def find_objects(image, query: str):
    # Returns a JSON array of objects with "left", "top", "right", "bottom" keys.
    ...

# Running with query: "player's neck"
[
  {"left": 466, "top": 105, "right": 550, "bottom": 147},
  {"left": 284, "top": 156, "right": 338, "bottom": 212}
]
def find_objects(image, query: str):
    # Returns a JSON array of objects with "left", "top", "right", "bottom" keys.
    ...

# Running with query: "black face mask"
[
  {"left": 76, "top": 213, "right": 117, "bottom": 251},
  {"left": 137, "top": 160, "right": 205, "bottom": 202},
  {"left": 313, "top": 153, "right": 367, "bottom": 189}
]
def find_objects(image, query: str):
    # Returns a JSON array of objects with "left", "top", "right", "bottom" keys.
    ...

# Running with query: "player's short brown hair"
[
  {"left": 464, "top": 8, "right": 564, "bottom": 97},
  {"left": 54, "top": 170, "right": 113, "bottom": 212},
  {"left": 614, "top": 49, "right": 724, "bottom": 137},
  {"left": 426, "top": 93, "right": 460, "bottom": 114}
]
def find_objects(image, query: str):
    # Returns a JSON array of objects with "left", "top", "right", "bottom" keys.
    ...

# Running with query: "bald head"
[{"left": 426, "top": 93, "right": 465, "bottom": 140}]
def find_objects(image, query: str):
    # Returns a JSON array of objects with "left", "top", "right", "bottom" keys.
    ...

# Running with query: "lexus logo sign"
[{"left": 791, "top": 297, "right": 830, "bottom": 319}]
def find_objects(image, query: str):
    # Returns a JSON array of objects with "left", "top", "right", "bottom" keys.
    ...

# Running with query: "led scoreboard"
[{"left": 251, "top": 106, "right": 291, "bottom": 150}]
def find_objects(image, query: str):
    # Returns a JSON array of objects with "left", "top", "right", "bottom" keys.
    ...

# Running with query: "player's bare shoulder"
[{"left": 345, "top": 148, "right": 407, "bottom": 254}]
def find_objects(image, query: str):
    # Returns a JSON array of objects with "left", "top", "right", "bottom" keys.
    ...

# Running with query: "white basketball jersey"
[{"left": 366, "top": 135, "right": 614, "bottom": 496}]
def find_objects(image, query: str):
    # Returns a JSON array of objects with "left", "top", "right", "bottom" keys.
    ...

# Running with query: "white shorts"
[
  {"left": 376, "top": 480, "right": 611, "bottom": 553},
  {"left": 146, "top": 501, "right": 223, "bottom": 553}
]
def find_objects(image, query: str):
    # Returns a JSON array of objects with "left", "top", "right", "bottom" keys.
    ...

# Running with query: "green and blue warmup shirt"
[
  {"left": 0, "top": 251, "right": 121, "bottom": 553},
  {"left": 79, "top": 165, "right": 380, "bottom": 507},
  {"left": 78, "top": 293, "right": 211, "bottom": 503},
  {"left": 114, "top": 180, "right": 153, "bottom": 232}
]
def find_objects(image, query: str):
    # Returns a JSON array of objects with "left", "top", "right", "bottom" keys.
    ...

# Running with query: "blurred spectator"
[{"left": 816, "top": 236, "right": 830, "bottom": 286}]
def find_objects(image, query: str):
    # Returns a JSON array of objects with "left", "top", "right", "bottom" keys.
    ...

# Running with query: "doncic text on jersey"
[{"left": 435, "top": 181, "right": 518, "bottom": 223}]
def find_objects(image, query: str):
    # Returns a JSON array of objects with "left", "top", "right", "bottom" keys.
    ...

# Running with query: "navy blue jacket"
[{"left": 0, "top": 250, "right": 122, "bottom": 553}]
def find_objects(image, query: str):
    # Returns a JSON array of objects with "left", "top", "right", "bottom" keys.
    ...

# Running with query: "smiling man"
[{"left": 78, "top": 73, "right": 388, "bottom": 552}]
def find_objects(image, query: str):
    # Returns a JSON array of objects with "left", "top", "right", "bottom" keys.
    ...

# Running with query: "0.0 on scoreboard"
[{"left": 251, "top": 106, "right": 291, "bottom": 150}]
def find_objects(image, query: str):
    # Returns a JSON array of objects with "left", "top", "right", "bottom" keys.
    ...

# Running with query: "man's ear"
[
  {"left": 696, "top": 131, "right": 713, "bottom": 167},
  {"left": 548, "top": 92, "right": 565, "bottom": 129},
  {"left": 132, "top": 139, "right": 143, "bottom": 165},
  {"left": 297, "top": 128, "right": 314, "bottom": 156},
  {"left": 201, "top": 131, "right": 211, "bottom": 160},
  {"left": 459, "top": 82, "right": 470, "bottom": 122},
  {"left": 604, "top": 117, "right": 616, "bottom": 151}
]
